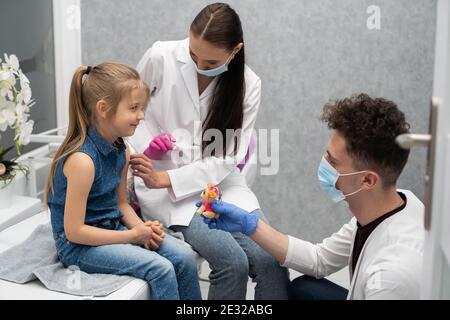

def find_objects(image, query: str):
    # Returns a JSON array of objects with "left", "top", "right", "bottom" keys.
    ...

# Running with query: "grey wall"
[
  {"left": 81, "top": 0, "right": 436, "bottom": 242},
  {"left": 0, "top": 0, "right": 56, "bottom": 156}
]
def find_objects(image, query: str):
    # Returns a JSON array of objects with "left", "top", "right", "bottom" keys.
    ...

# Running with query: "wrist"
[
  {"left": 128, "top": 229, "right": 138, "bottom": 243},
  {"left": 244, "top": 213, "right": 259, "bottom": 236},
  {"left": 156, "top": 171, "right": 171, "bottom": 188},
  {"left": 143, "top": 146, "right": 152, "bottom": 159}
]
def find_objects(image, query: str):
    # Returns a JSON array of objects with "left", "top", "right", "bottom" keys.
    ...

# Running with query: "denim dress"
[{"left": 48, "top": 127, "right": 126, "bottom": 264}]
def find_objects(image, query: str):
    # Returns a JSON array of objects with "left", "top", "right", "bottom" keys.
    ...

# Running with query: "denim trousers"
[
  {"left": 54, "top": 221, "right": 202, "bottom": 300},
  {"left": 172, "top": 209, "right": 291, "bottom": 300},
  {"left": 288, "top": 275, "right": 348, "bottom": 300}
]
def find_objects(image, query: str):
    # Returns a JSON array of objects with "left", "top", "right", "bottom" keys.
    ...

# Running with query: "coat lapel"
[
  {"left": 347, "top": 224, "right": 383, "bottom": 299},
  {"left": 347, "top": 229, "right": 357, "bottom": 298},
  {"left": 176, "top": 38, "right": 200, "bottom": 114}
]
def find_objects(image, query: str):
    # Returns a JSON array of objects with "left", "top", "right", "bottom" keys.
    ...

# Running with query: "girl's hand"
[
  {"left": 144, "top": 220, "right": 164, "bottom": 235},
  {"left": 131, "top": 224, "right": 154, "bottom": 245},
  {"left": 130, "top": 154, "right": 171, "bottom": 188},
  {"left": 143, "top": 220, "right": 165, "bottom": 250},
  {"left": 144, "top": 220, "right": 162, "bottom": 227}
]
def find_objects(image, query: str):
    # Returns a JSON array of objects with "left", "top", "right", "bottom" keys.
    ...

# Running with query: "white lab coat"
[
  {"left": 282, "top": 189, "right": 425, "bottom": 299},
  {"left": 128, "top": 38, "right": 260, "bottom": 227}
]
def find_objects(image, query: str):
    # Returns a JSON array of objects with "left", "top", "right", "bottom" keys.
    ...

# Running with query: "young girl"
[{"left": 44, "top": 62, "right": 201, "bottom": 300}]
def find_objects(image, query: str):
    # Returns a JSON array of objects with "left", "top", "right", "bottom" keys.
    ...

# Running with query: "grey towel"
[{"left": 0, "top": 223, "right": 135, "bottom": 297}]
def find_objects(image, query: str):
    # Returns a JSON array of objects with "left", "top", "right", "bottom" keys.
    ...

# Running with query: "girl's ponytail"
[
  {"left": 44, "top": 66, "right": 91, "bottom": 205},
  {"left": 68, "top": 65, "right": 91, "bottom": 146}
]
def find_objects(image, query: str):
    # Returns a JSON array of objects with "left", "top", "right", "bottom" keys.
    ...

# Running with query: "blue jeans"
[
  {"left": 54, "top": 221, "right": 202, "bottom": 300},
  {"left": 172, "top": 210, "right": 290, "bottom": 300},
  {"left": 288, "top": 275, "right": 348, "bottom": 300}
]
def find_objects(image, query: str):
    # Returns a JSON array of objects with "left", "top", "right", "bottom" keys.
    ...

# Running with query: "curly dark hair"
[{"left": 320, "top": 93, "right": 410, "bottom": 187}]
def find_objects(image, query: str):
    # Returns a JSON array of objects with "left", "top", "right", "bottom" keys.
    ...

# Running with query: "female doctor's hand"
[
  {"left": 143, "top": 132, "right": 176, "bottom": 160},
  {"left": 197, "top": 200, "right": 259, "bottom": 237},
  {"left": 129, "top": 154, "right": 171, "bottom": 189}
]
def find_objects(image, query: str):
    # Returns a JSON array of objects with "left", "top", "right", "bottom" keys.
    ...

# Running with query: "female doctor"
[{"left": 128, "top": 3, "right": 290, "bottom": 300}]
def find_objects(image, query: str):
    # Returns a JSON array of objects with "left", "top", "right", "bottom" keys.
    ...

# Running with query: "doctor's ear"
[
  {"left": 95, "top": 100, "right": 111, "bottom": 119},
  {"left": 232, "top": 43, "right": 244, "bottom": 57},
  {"left": 361, "top": 171, "right": 379, "bottom": 190}
]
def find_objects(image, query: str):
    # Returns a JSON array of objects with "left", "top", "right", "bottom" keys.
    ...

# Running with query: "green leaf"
[
  {"left": 2, "top": 160, "right": 17, "bottom": 167},
  {"left": 0, "top": 146, "right": 14, "bottom": 159}
]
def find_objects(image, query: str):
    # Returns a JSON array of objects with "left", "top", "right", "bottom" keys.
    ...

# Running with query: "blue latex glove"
[{"left": 195, "top": 200, "right": 259, "bottom": 236}]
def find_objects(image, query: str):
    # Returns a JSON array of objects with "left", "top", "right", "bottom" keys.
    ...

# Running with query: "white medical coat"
[{"left": 282, "top": 189, "right": 425, "bottom": 299}]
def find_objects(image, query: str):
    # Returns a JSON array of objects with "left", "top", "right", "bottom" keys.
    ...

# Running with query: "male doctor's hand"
[
  {"left": 130, "top": 154, "right": 171, "bottom": 189},
  {"left": 197, "top": 200, "right": 259, "bottom": 237}
]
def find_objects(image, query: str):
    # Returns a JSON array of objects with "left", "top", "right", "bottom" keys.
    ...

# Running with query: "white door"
[{"left": 420, "top": 0, "right": 450, "bottom": 299}]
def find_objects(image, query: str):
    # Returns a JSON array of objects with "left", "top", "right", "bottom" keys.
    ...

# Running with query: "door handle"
[
  {"left": 396, "top": 97, "right": 440, "bottom": 230},
  {"left": 396, "top": 133, "right": 431, "bottom": 149}
]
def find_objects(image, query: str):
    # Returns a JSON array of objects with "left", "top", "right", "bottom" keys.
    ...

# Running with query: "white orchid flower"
[
  {"left": 15, "top": 102, "right": 25, "bottom": 119},
  {"left": 0, "top": 118, "right": 7, "bottom": 132},
  {"left": 0, "top": 82, "right": 9, "bottom": 96},
  {"left": 7, "top": 90, "right": 14, "bottom": 101},
  {"left": 0, "top": 107, "right": 16, "bottom": 132},
  {"left": 0, "top": 95, "right": 6, "bottom": 108},
  {"left": 0, "top": 70, "right": 12, "bottom": 81},
  {"left": 1, "top": 77, "right": 16, "bottom": 90},
  {"left": 20, "top": 86, "right": 32, "bottom": 104},
  {"left": 15, "top": 119, "right": 34, "bottom": 146},
  {"left": 17, "top": 104, "right": 31, "bottom": 124},
  {"left": 19, "top": 70, "right": 30, "bottom": 87},
  {"left": 0, "top": 83, "right": 10, "bottom": 97},
  {"left": 4, "top": 54, "right": 19, "bottom": 72}
]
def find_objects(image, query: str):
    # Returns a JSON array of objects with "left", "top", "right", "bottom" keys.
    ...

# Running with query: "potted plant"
[{"left": 0, "top": 53, "right": 34, "bottom": 209}]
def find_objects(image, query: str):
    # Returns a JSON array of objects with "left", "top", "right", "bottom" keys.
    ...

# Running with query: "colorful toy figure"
[{"left": 196, "top": 183, "right": 222, "bottom": 218}]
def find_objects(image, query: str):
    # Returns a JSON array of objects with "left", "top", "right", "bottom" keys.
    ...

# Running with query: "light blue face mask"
[
  {"left": 318, "top": 156, "right": 367, "bottom": 203},
  {"left": 193, "top": 51, "right": 235, "bottom": 77}
]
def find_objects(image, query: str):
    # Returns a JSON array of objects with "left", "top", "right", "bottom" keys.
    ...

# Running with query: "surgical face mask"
[
  {"left": 318, "top": 156, "right": 367, "bottom": 203},
  {"left": 192, "top": 51, "right": 235, "bottom": 77}
]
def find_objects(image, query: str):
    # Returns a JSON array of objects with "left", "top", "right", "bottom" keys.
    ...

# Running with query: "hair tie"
[{"left": 86, "top": 66, "right": 92, "bottom": 74}]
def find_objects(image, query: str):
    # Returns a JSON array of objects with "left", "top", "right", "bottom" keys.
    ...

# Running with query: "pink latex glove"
[{"left": 143, "top": 132, "right": 176, "bottom": 160}]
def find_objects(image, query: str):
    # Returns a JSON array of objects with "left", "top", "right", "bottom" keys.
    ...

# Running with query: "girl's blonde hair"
[{"left": 44, "top": 62, "right": 150, "bottom": 205}]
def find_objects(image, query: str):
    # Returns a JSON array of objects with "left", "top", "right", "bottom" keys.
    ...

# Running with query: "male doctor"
[{"left": 201, "top": 93, "right": 425, "bottom": 300}]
